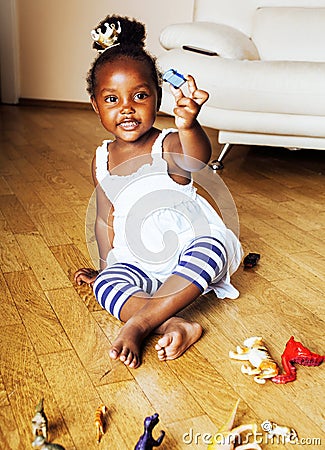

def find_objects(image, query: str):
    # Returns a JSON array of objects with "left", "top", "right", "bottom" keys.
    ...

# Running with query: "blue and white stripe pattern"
[
  {"left": 93, "top": 263, "right": 162, "bottom": 319},
  {"left": 93, "top": 236, "right": 227, "bottom": 320},
  {"left": 172, "top": 236, "right": 227, "bottom": 292}
]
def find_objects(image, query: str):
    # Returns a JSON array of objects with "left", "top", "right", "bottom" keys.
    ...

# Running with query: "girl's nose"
[{"left": 120, "top": 99, "right": 135, "bottom": 114}]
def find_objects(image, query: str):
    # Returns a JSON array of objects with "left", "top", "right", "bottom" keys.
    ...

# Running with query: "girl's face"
[{"left": 91, "top": 57, "right": 159, "bottom": 143}]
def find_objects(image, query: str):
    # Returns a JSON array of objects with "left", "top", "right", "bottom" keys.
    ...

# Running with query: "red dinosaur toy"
[{"left": 272, "top": 336, "right": 324, "bottom": 384}]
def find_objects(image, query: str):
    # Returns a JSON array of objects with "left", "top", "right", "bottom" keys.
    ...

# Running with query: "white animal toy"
[{"left": 229, "top": 337, "right": 279, "bottom": 384}]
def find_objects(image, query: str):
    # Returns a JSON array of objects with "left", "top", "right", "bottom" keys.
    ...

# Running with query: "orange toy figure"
[
  {"left": 272, "top": 336, "right": 324, "bottom": 384},
  {"left": 229, "top": 337, "right": 279, "bottom": 384},
  {"left": 94, "top": 404, "right": 108, "bottom": 444},
  {"left": 207, "top": 400, "right": 261, "bottom": 450}
]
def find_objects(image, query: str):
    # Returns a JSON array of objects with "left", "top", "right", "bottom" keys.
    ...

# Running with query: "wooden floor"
[{"left": 0, "top": 104, "right": 324, "bottom": 450}]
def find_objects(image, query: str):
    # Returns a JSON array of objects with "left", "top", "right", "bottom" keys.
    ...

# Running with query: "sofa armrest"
[{"left": 160, "top": 22, "right": 259, "bottom": 60}]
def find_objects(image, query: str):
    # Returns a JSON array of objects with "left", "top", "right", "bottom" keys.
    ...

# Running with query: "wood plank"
[
  {"left": 5, "top": 174, "right": 72, "bottom": 247},
  {"left": 15, "top": 233, "right": 71, "bottom": 290},
  {"left": 0, "top": 405, "right": 23, "bottom": 450},
  {"left": 0, "top": 177, "right": 12, "bottom": 196},
  {"left": 0, "top": 195, "right": 37, "bottom": 234},
  {"left": 166, "top": 346, "right": 259, "bottom": 427},
  {"left": 287, "top": 250, "right": 325, "bottom": 281},
  {"left": 45, "top": 287, "right": 131, "bottom": 385},
  {"left": 132, "top": 342, "right": 205, "bottom": 423},
  {"left": 95, "top": 311, "right": 207, "bottom": 423},
  {"left": 0, "top": 216, "right": 29, "bottom": 273},
  {"left": 4, "top": 270, "right": 72, "bottom": 355},
  {"left": 273, "top": 276, "right": 324, "bottom": 318},
  {"left": 247, "top": 192, "right": 324, "bottom": 232},
  {"left": 0, "top": 270, "right": 21, "bottom": 327},
  {"left": 53, "top": 211, "right": 92, "bottom": 261},
  {"left": 0, "top": 373, "right": 9, "bottom": 407},
  {"left": 96, "top": 380, "right": 175, "bottom": 448},
  {"left": 0, "top": 324, "right": 73, "bottom": 449},
  {"left": 50, "top": 243, "right": 99, "bottom": 311},
  {"left": 38, "top": 350, "right": 124, "bottom": 449}
]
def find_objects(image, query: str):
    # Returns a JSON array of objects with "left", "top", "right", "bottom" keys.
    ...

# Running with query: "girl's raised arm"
[{"left": 166, "top": 75, "right": 211, "bottom": 172}]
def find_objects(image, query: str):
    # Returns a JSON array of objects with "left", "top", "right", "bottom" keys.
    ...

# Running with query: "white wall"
[
  {"left": 16, "top": 0, "right": 194, "bottom": 103},
  {"left": 0, "top": 0, "right": 20, "bottom": 103}
]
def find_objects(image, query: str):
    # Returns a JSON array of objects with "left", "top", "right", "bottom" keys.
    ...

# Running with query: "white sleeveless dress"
[{"left": 95, "top": 128, "right": 243, "bottom": 299}]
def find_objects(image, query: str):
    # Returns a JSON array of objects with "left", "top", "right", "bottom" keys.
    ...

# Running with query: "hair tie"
[{"left": 91, "top": 21, "right": 121, "bottom": 53}]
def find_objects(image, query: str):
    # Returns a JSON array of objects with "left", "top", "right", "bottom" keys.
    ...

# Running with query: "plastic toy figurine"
[
  {"left": 162, "top": 69, "right": 186, "bottom": 89},
  {"left": 32, "top": 435, "right": 65, "bottom": 449},
  {"left": 134, "top": 413, "right": 165, "bottom": 449},
  {"left": 243, "top": 253, "right": 260, "bottom": 268},
  {"left": 32, "top": 398, "right": 48, "bottom": 440},
  {"left": 272, "top": 336, "right": 324, "bottom": 384},
  {"left": 94, "top": 404, "right": 108, "bottom": 444},
  {"left": 261, "top": 420, "right": 298, "bottom": 444},
  {"left": 229, "top": 337, "right": 279, "bottom": 384},
  {"left": 207, "top": 399, "right": 261, "bottom": 449}
]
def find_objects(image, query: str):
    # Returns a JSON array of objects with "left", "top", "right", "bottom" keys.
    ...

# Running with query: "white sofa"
[{"left": 157, "top": 0, "right": 325, "bottom": 168}]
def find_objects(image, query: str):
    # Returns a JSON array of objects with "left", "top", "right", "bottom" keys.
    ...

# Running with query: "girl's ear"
[{"left": 90, "top": 96, "right": 99, "bottom": 114}]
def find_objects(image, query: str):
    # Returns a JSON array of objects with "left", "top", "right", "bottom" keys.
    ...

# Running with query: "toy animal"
[
  {"left": 243, "top": 253, "right": 260, "bottom": 268},
  {"left": 134, "top": 413, "right": 165, "bottom": 450},
  {"left": 32, "top": 398, "right": 48, "bottom": 439},
  {"left": 207, "top": 399, "right": 261, "bottom": 449},
  {"left": 229, "top": 337, "right": 279, "bottom": 384},
  {"left": 32, "top": 435, "right": 65, "bottom": 449},
  {"left": 272, "top": 336, "right": 324, "bottom": 384},
  {"left": 261, "top": 420, "right": 298, "bottom": 444},
  {"left": 94, "top": 404, "right": 108, "bottom": 444}
]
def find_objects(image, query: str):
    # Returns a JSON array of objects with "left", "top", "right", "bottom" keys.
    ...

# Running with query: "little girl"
[{"left": 74, "top": 15, "right": 243, "bottom": 368}]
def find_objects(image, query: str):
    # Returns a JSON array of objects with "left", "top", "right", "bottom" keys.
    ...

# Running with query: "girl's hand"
[
  {"left": 74, "top": 268, "right": 99, "bottom": 287},
  {"left": 171, "top": 75, "right": 209, "bottom": 130}
]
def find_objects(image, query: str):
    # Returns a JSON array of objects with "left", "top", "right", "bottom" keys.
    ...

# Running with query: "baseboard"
[{"left": 18, "top": 98, "right": 92, "bottom": 110}]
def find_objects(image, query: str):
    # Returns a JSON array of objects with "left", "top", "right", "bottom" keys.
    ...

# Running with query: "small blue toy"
[{"left": 163, "top": 69, "right": 186, "bottom": 88}]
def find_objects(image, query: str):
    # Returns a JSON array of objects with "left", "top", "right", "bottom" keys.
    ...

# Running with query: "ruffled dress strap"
[
  {"left": 95, "top": 140, "right": 112, "bottom": 183},
  {"left": 151, "top": 128, "right": 177, "bottom": 157}
]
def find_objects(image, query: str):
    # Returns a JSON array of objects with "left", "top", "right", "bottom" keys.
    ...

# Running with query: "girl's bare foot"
[
  {"left": 109, "top": 320, "right": 148, "bottom": 369},
  {"left": 155, "top": 318, "right": 203, "bottom": 361}
]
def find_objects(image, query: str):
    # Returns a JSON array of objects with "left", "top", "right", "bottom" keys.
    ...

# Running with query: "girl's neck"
[
  {"left": 108, "top": 127, "right": 160, "bottom": 173},
  {"left": 111, "top": 127, "right": 159, "bottom": 154}
]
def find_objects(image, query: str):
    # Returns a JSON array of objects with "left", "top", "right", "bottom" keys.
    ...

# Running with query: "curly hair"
[{"left": 87, "top": 15, "right": 162, "bottom": 109}]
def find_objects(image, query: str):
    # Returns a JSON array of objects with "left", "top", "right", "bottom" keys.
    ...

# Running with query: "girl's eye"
[
  {"left": 134, "top": 92, "right": 149, "bottom": 101},
  {"left": 105, "top": 95, "right": 118, "bottom": 103}
]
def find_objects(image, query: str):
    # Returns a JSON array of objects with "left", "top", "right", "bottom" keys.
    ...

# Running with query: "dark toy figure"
[
  {"left": 243, "top": 253, "right": 260, "bottom": 268},
  {"left": 272, "top": 336, "right": 324, "bottom": 384},
  {"left": 32, "top": 435, "right": 65, "bottom": 449},
  {"left": 134, "top": 413, "right": 165, "bottom": 449}
]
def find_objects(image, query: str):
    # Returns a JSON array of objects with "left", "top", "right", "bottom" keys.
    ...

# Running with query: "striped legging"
[{"left": 93, "top": 236, "right": 227, "bottom": 320}]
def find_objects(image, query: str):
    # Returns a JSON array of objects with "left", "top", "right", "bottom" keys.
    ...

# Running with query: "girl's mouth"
[{"left": 118, "top": 119, "right": 140, "bottom": 130}]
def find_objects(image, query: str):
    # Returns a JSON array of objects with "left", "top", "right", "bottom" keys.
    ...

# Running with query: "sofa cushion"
[
  {"left": 252, "top": 7, "right": 325, "bottom": 61},
  {"left": 158, "top": 48, "right": 325, "bottom": 116},
  {"left": 160, "top": 22, "right": 259, "bottom": 60}
]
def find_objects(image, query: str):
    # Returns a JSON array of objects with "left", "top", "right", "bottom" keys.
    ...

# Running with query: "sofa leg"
[{"left": 209, "top": 143, "right": 233, "bottom": 170}]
